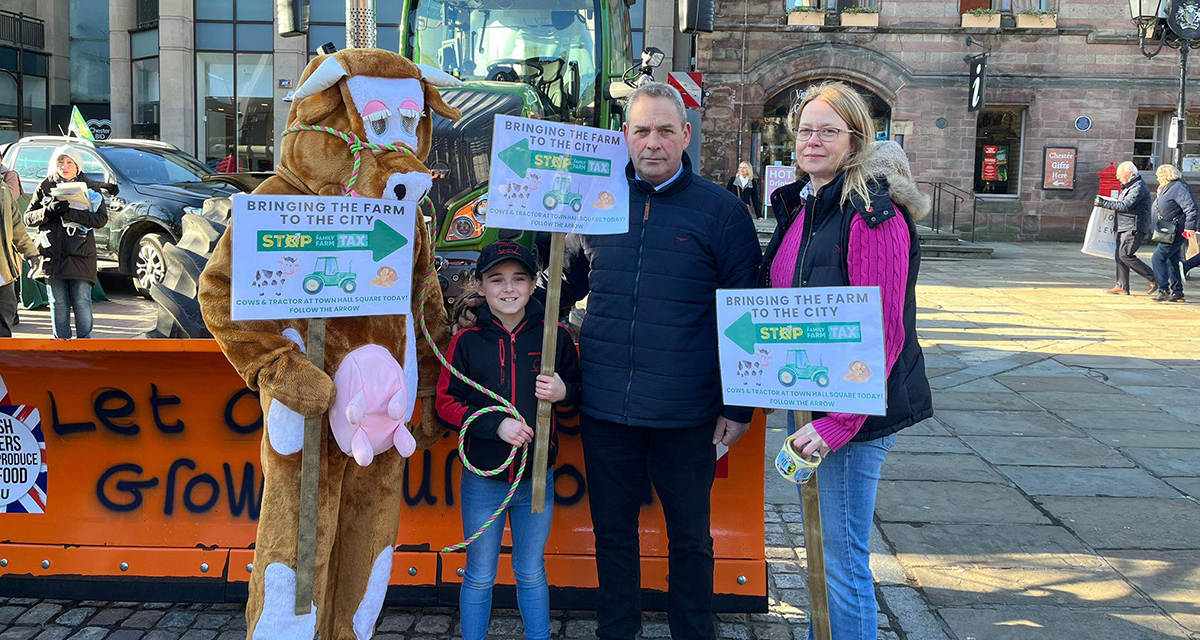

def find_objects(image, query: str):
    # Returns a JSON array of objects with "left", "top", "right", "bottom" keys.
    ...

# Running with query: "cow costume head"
[{"left": 280, "top": 49, "right": 462, "bottom": 204}]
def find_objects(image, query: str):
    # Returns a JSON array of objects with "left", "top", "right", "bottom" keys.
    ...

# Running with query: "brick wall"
[{"left": 698, "top": 0, "right": 1199, "bottom": 241}]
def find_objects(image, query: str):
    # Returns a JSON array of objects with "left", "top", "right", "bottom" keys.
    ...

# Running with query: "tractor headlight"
[{"left": 446, "top": 195, "right": 487, "bottom": 242}]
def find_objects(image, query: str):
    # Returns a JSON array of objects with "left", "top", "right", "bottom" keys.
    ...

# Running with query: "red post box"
[{"left": 1098, "top": 163, "right": 1121, "bottom": 198}]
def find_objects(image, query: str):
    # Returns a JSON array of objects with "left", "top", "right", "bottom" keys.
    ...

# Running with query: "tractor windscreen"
[{"left": 414, "top": 0, "right": 600, "bottom": 122}]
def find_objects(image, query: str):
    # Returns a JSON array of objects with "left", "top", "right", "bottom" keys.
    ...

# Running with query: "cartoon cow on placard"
[
  {"left": 737, "top": 348, "right": 774, "bottom": 386},
  {"left": 252, "top": 256, "right": 298, "bottom": 296}
]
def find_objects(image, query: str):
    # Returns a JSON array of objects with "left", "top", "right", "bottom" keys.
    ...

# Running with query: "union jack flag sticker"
[{"left": 0, "top": 405, "right": 47, "bottom": 514}]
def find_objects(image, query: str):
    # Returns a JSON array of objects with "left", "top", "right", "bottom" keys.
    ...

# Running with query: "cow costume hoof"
[{"left": 252, "top": 563, "right": 317, "bottom": 640}]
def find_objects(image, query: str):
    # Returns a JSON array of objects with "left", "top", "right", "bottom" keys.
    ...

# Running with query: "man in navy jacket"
[{"left": 559, "top": 84, "right": 761, "bottom": 639}]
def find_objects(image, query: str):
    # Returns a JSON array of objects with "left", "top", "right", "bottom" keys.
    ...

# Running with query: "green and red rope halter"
[{"left": 280, "top": 124, "right": 416, "bottom": 197}]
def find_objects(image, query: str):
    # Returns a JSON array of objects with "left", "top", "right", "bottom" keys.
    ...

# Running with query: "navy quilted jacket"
[{"left": 556, "top": 153, "right": 762, "bottom": 428}]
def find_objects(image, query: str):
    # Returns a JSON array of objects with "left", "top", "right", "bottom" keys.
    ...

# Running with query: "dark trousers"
[
  {"left": 1115, "top": 230, "right": 1154, "bottom": 291},
  {"left": 1185, "top": 252, "right": 1199, "bottom": 277},
  {"left": 0, "top": 282, "right": 17, "bottom": 337},
  {"left": 580, "top": 414, "right": 716, "bottom": 640},
  {"left": 1152, "top": 237, "right": 1186, "bottom": 295}
]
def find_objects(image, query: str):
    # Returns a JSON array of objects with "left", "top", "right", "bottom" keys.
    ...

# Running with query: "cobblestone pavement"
[{"left": 2, "top": 242, "right": 1199, "bottom": 639}]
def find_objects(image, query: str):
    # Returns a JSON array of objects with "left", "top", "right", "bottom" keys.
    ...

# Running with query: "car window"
[
  {"left": 97, "top": 147, "right": 212, "bottom": 185},
  {"left": 10, "top": 146, "right": 54, "bottom": 184},
  {"left": 74, "top": 149, "right": 109, "bottom": 179}
]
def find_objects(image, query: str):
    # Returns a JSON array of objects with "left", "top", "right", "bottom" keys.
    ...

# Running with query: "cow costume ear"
[
  {"left": 289, "top": 55, "right": 348, "bottom": 125},
  {"left": 423, "top": 80, "right": 461, "bottom": 121}
]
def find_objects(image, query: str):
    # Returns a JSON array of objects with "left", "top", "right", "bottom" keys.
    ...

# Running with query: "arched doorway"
[{"left": 759, "top": 80, "right": 893, "bottom": 170}]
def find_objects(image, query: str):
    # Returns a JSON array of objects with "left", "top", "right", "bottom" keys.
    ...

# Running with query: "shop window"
[
  {"left": 133, "top": 57, "right": 160, "bottom": 140},
  {"left": 973, "top": 107, "right": 1024, "bottom": 196},
  {"left": 1134, "top": 110, "right": 1165, "bottom": 171}
]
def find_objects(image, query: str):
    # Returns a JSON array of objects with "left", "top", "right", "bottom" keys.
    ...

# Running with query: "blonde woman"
[
  {"left": 1150, "top": 164, "right": 1198, "bottom": 302},
  {"left": 760, "top": 82, "right": 932, "bottom": 639},
  {"left": 725, "top": 161, "right": 763, "bottom": 220}
]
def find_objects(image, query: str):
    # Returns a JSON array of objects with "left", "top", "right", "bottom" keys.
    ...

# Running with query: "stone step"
[{"left": 921, "top": 242, "right": 994, "bottom": 259}]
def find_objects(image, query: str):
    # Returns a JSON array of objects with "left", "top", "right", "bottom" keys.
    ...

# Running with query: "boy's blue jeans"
[
  {"left": 47, "top": 278, "right": 94, "bottom": 339},
  {"left": 788, "top": 412, "right": 897, "bottom": 640},
  {"left": 459, "top": 469, "right": 554, "bottom": 640}
]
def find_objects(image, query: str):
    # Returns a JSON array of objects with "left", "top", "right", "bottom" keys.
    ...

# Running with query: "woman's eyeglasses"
[{"left": 794, "top": 127, "right": 857, "bottom": 143}]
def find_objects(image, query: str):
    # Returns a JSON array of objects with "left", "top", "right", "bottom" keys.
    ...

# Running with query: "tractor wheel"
[
  {"left": 814, "top": 372, "right": 830, "bottom": 388},
  {"left": 145, "top": 198, "right": 232, "bottom": 338},
  {"left": 341, "top": 279, "right": 357, "bottom": 294},
  {"left": 303, "top": 276, "right": 324, "bottom": 294},
  {"left": 778, "top": 368, "right": 796, "bottom": 387},
  {"left": 571, "top": 200, "right": 582, "bottom": 213},
  {"left": 543, "top": 193, "right": 558, "bottom": 209}
]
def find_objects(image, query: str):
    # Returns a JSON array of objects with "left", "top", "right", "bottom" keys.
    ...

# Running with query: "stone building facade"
[{"left": 697, "top": 1, "right": 1199, "bottom": 240}]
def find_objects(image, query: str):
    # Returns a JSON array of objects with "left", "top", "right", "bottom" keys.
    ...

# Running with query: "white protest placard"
[
  {"left": 0, "top": 405, "right": 46, "bottom": 514},
  {"left": 763, "top": 164, "right": 796, "bottom": 208},
  {"left": 230, "top": 194, "right": 416, "bottom": 321},
  {"left": 717, "top": 286, "right": 886, "bottom": 415},
  {"left": 488, "top": 114, "right": 629, "bottom": 234}
]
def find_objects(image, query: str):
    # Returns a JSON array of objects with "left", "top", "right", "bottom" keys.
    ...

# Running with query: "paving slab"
[
  {"left": 1055, "top": 354, "right": 1168, "bottom": 369},
  {"left": 936, "top": 410, "right": 1084, "bottom": 437},
  {"left": 889, "top": 436, "right": 974, "bottom": 454},
  {"left": 1087, "top": 429, "right": 1200, "bottom": 449},
  {"left": 903, "top": 418, "right": 952, "bottom": 437},
  {"left": 1163, "top": 404, "right": 1200, "bottom": 424},
  {"left": 996, "top": 375, "right": 1116, "bottom": 394},
  {"left": 1120, "top": 447, "right": 1200, "bottom": 476},
  {"left": 882, "top": 453, "right": 1007, "bottom": 483},
  {"left": 999, "top": 358, "right": 1081, "bottom": 377},
  {"left": 997, "top": 466, "right": 1179, "bottom": 497},
  {"left": 960, "top": 436, "right": 1134, "bottom": 468},
  {"left": 1088, "top": 367, "right": 1200, "bottom": 387},
  {"left": 875, "top": 481, "right": 1049, "bottom": 524},
  {"left": 910, "top": 565, "right": 1152, "bottom": 608},
  {"left": 1055, "top": 410, "right": 1199, "bottom": 432},
  {"left": 1018, "top": 391, "right": 1153, "bottom": 412},
  {"left": 1164, "top": 477, "right": 1200, "bottom": 498},
  {"left": 878, "top": 523, "right": 1104, "bottom": 569},
  {"left": 1035, "top": 496, "right": 1200, "bottom": 550},
  {"left": 937, "top": 607, "right": 1191, "bottom": 639},
  {"left": 933, "top": 391, "right": 1044, "bottom": 412},
  {"left": 1103, "top": 550, "right": 1200, "bottom": 634},
  {"left": 1115, "top": 386, "right": 1200, "bottom": 411}
]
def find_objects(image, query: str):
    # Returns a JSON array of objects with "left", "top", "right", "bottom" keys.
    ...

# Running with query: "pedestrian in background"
[
  {"left": 24, "top": 146, "right": 109, "bottom": 339},
  {"left": 0, "top": 177, "right": 38, "bottom": 336},
  {"left": 1150, "top": 164, "right": 1198, "bottom": 303},
  {"left": 726, "top": 161, "right": 763, "bottom": 220},
  {"left": 1095, "top": 161, "right": 1156, "bottom": 295},
  {"left": 761, "top": 82, "right": 932, "bottom": 640}
]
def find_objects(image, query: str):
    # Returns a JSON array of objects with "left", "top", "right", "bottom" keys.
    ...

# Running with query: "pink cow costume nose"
[{"left": 329, "top": 344, "right": 417, "bottom": 466}]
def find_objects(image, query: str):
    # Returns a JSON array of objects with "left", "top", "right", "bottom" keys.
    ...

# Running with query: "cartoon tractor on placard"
[
  {"left": 543, "top": 175, "right": 583, "bottom": 213},
  {"left": 303, "top": 257, "right": 357, "bottom": 295},
  {"left": 777, "top": 349, "right": 831, "bottom": 388}
]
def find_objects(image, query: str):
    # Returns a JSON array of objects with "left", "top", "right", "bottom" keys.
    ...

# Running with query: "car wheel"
[{"left": 133, "top": 231, "right": 171, "bottom": 299}]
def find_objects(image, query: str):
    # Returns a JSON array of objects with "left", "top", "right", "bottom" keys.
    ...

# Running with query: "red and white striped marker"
[{"left": 668, "top": 72, "right": 703, "bottom": 108}]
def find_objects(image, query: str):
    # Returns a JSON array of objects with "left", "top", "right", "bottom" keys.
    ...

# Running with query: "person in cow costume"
[{"left": 198, "top": 49, "right": 459, "bottom": 639}]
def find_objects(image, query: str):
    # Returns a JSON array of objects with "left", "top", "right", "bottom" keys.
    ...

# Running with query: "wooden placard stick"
[
  {"left": 294, "top": 317, "right": 326, "bottom": 615},
  {"left": 793, "top": 409, "right": 832, "bottom": 640},
  {"left": 531, "top": 232, "right": 566, "bottom": 514}
]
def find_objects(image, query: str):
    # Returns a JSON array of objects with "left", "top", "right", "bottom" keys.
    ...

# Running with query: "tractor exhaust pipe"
[{"left": 346, "top": 0, "right": 377, "bottom": 48}]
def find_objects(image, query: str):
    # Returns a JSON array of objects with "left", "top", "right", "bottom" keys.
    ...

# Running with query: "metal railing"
[
  {"left": 917, "top": 181, "right": 982, "bottom": 242},
  {"left": 0, "top": 10, "right": 44, "bottom": 50},
  {"left": 137, "top": 0, "right": 159, "bottom": 28}
]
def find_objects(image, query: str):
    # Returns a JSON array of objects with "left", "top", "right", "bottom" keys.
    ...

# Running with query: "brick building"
[{"left": 697, "top": 1, "right": 1200, "bottom": 240}]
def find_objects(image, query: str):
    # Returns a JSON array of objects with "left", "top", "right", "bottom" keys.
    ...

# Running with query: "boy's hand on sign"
[
  {"left": 535, "top": 373, "right": 567, "bottom": 403},
  {"left": 791, "top": 421, "right": 830, "bottom": 458},
  {"left": 452, "top": 296, "right": 485, "bottom": 335},
  {"left": 713, "top": 416, "right": 749, "bottom": 446},
  {"left": 497, "top": 417, "right": 534, "bottom": 447}
]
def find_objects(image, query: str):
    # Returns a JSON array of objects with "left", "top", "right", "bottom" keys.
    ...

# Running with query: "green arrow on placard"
[
  {"left": 723, "top": 311, "right": 863, "bottom": 355},
  {"left": 257, "top": 219, "right": 408, "bottom": 261},
  {"left": 497, "top": 138, "right": 612, "bottom": 178}
]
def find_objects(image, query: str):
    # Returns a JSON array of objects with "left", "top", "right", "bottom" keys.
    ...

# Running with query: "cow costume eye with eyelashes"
[{"left": 346, "top": 76, "right": 425, "bottom": 151}]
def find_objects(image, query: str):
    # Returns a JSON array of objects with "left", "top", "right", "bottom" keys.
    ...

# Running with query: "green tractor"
[
  {"left": 777, "top": 350, "right": 831, "bottom": 389},
  {"left": 303, "top": 257, "right": 358, "bottom": 295},
  {"left": 543, "top": 175, "right": 584, "bottom": 213}
]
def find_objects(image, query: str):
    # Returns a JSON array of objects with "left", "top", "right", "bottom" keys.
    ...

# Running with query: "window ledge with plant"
[
  {"left": 787, "top": 5, "right": 826, "bottom": 27},
  {"left": 841, "top": 6, "right": 880, "bottom": 28},
  {"left": 962, "top": 8, "right": 1001, "bottom": 29},
  {"left": 1015, "top": 9, "right": 1057, "bottom": 29}
]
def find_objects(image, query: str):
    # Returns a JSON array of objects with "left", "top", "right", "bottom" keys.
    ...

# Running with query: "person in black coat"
[
  {"left": 1095, "top": 161, "right": 1156, "bottom": 295},
  {"left": 1150, "top": 164, "right": 1199, "bottom": 302},
  {"left": 24, "top": 146, "right": 109, "bottom": 338},
  {"left": 725, "top": 161, "right": 763, "bottom": 220}
]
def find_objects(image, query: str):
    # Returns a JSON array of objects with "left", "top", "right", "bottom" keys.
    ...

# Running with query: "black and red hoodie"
[{"left": 435, "top": 298, "right": 582, "bottom": 483}]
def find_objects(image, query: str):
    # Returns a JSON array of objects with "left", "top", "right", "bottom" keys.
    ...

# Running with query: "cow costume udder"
[{"left": 198, "top": 49, "right": 459, "bottom": 640}]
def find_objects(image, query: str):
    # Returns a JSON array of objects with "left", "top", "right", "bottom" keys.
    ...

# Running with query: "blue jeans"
[
  {"left": 46, "top": 278, "right": 94, "bottom": 339},
  {"left": 1152, "top": 237, "right": 1186, "bottom": 296},
  {"left": 460, "top": 469, "right": 554, "bottom": 640},
  {"left": 788, "top": 412, "right": 897, "bottom": 640}
]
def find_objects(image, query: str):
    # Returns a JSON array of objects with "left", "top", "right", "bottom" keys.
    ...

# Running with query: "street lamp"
[{"left": 1129, "top": 0, "right": 1200, "bottom": 166}]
